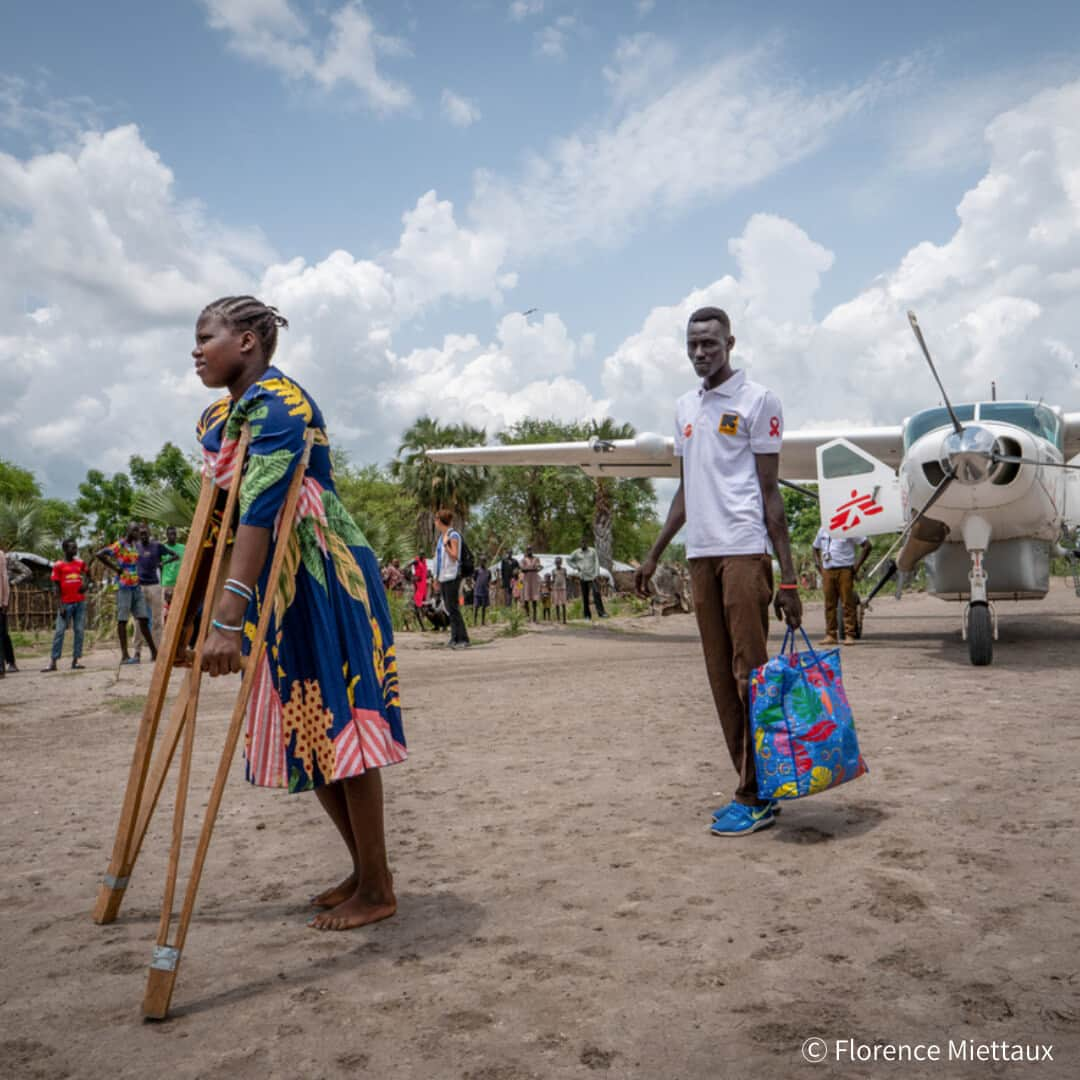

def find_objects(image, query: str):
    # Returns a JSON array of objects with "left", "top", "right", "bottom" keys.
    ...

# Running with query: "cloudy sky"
[{"left": 4, "top": 0, "right": 1080, "bottom": 497}]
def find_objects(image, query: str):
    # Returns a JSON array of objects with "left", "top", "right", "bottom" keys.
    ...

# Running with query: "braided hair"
[{"left": 200, "top": 296, "right": 289, "bottom": 362}]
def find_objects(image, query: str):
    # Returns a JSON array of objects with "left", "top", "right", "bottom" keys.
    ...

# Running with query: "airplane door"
[
  {"left": 816, "top": 438, "right": 905, "bottom": 537},
  {"left": 1064, "top": 453, "right": 1080, "bottom": 532}
]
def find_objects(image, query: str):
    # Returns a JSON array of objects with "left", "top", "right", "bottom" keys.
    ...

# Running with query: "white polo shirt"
[
  {"left": 812, "top": 525, "right": 865, "bottom": 568},
  {"left": 673, "top": 370, "right": 783, "bottom": 558}
]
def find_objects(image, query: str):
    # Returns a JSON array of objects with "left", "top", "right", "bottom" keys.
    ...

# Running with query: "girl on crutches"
[{"left": 192, "top": 295, "right": 407, "bottom": 931}]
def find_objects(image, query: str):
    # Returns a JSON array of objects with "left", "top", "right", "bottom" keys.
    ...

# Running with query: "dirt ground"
[{"left": 1, "top": 583, "right": 1079, "bottom": 1080}]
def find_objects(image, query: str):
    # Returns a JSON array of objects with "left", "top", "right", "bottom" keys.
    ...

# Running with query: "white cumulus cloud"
[
  {"left": 602, "top": 80, "right": 1080, "bottom": 444},
  {"left": 202, "top": 0, "right": 412, "bottom": 112}
]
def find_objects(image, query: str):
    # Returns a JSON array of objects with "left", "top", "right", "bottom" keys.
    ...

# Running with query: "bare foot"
[
  {"left": 308, "top": 886, "right": 396, "bottom": 931},
  {"left": 309, "top": 872, "right": 358, "bottom": 910}
]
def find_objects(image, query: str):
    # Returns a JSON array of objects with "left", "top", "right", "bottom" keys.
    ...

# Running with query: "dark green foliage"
[
  {"left": 0, "top": 459, "right": 41, "bottom": 502},
  {"left": 76, "top": 469, "right": 136, "bottom": 543}
]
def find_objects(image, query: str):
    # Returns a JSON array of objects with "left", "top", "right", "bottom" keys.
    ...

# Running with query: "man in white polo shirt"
[
  {"left": 812, "top": 524, "right": 870, "bottom": 646},
  {"left": 636, "top": 306, "right": 801, "bottom": 837}
]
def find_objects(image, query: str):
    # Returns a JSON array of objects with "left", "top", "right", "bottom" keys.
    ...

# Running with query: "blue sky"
[{"left": 4, "top": 0, "right": 1080, "bottom": 495}]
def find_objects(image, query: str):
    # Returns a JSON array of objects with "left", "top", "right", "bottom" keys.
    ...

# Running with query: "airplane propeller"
[
  {"left": 908, "top": 312, "right": 963, "bottom": 436},
  {"left": 907, "top": 311, "right": 1080, "bottom": 482}
]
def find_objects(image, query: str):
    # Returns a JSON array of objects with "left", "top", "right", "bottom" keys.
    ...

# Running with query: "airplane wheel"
[{"left": 968, "top": 603, "right": 993, "bottom": 666}]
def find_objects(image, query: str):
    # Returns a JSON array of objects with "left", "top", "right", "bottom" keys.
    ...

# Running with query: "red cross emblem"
[{"left": 829, "top": 489, "right": 884, "bottom": 532}]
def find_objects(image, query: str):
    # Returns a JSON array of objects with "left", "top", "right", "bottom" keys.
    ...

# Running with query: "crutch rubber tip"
[
  {"left": 92, "top": 882, "right": 128, "bottom": 925},
  {"left": 143, "top": 963, "right": 179, "bottom": 1021}
]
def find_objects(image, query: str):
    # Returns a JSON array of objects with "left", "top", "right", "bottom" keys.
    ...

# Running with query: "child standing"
[
  {"left": 193, "top": 295, "right": 405, "bottom": 930},
  {"left": 551, "top": 556, "right": 568, "bottom": 624},
  {"left": 541, "top": 573, "right": 552, "bottom": 621}
]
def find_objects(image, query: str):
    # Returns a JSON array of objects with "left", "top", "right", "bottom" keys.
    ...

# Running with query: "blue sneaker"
[
  {"left": 710, "top": 802, "right": 776, "bottom": 836},
  {"left": 712, "top": 799, "right": 781, "bottom": 821}
]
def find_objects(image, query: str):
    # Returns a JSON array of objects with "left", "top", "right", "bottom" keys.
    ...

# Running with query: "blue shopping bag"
[{"left": 749, "top": 626, "right": 868, "bottom": 800}]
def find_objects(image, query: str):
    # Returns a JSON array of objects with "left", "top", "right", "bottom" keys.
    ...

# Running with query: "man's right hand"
[{"left": 634, "top": 556, "right": 658, "bottom": 599}]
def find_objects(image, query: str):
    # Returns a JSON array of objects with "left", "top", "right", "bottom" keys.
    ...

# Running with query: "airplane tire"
[{"left": 968, "top": 603, "right": 993, "bottom": 666}]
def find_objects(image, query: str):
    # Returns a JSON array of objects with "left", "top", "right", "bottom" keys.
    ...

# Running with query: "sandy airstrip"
[{"left": 1, "top": 586, "right": 1078, "bottom": 1079}]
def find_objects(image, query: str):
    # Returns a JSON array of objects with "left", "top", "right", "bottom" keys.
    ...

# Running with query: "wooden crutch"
[
  {"left": 143, "top": 429, "right": 314, "bottom": 1020},
  {"left": 100, "top": 429, "right": 254, "bottom": 916},
  {"left": 92, "top": 456, "right": 227, "bottom": 925}
]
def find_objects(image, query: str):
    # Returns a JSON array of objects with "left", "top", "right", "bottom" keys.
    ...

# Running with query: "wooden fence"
[{"left": 6, "top": 560, "right": 116, "bottom": 634}]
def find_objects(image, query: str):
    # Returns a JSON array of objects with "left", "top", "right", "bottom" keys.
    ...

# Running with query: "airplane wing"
[
  {"left": 426, "top": 427, "right": 905, "bottom": 481},
  {"left": 426, "top": 434, "right": 678, "bottom": 478}
]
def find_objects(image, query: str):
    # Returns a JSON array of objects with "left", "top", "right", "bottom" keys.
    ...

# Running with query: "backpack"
[{"left": 457, "top": 534, "right": 475, "bottom": 579}]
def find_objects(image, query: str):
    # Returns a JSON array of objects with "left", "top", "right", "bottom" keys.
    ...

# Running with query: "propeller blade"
[
  {"left": 862, "top": 559, "right": 898, "bottom": 609},
  {"left": 867, "top": 472, "right": 955, "bottom": 579},
  {"left": 907, "top": 311, "right": 963, "bottom": 435},
  {"left": 993, "top": 454, "right": 1080, "bottom": 471}
]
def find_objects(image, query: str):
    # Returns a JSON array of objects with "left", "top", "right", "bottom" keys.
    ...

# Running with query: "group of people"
[
  {"left": 0, "top": 295, "right": 833, "bottom": 936},
  {"left": 385, "top": 532, "right": 611, "bottom": 645},
  {"left": 89, "top": 522, "right": 185, "bottom": 667},
  {"left": 5, "top": 522, "right": 188, "bottom": 675}
]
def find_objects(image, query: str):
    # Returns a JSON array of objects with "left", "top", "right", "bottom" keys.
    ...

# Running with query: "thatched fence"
[{"left": 6, "top": 560, "right": 116, "bottom": 635}]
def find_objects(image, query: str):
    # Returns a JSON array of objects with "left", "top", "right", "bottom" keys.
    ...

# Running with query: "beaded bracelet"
[
  {"left": 211, "top": 618, "right": 244, "bottom": 634},
  {"left": 225, "top": 578, "right": 253, "bottom": 599},
  {"left": 224, "top": 583, "right": 252, "bottom": 601}
]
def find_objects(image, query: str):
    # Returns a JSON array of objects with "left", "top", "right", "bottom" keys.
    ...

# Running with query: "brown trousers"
[
  {"left": 689, "top": 555, "right": 773, "bottom": 806},
  {"left": 823, "top": 567, "right": 857, "bottom": 638}
]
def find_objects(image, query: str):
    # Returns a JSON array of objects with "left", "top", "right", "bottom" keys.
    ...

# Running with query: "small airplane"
[{"left": 427, "top": 312, "right": 1080, "bottom": 666}]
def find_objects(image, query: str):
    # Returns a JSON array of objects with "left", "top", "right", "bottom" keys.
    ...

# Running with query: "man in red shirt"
[{"left": 42, "top": 539, "right": 90, "bottom": 672}]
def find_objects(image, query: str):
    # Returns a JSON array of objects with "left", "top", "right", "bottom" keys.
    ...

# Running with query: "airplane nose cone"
[{"left": 941, "top": 425, "right": 998, "bottom": 485}]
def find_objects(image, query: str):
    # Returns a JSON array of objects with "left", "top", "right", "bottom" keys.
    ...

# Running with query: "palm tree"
[
  {"left": 391, "top": 417, "right": 489, "bottom": 549},
  {"left": 130, "top": 472, "right": 203, "bottom": 530},
  {"left": 584, "top": 419, "right": 636, "bottom": 571},
  {"left": 0, "top": 498, "right": 49, "bottom": 552}
]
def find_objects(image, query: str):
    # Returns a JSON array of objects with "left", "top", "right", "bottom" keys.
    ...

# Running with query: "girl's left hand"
[{"left": 202, "top": 627, "right": 244, "bottom": 676}]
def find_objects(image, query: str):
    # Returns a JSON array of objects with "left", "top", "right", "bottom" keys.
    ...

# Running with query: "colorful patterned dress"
[{"left": 197, "top": 367, "right": 406, "bottom": 793}]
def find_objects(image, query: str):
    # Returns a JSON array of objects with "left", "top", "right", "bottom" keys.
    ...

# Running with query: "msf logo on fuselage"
[{"left": 830, "top": 490, "right": 885, "bottom": 533}]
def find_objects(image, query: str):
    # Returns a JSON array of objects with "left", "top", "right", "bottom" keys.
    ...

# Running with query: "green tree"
[
  {"left": 391, "top": 416, "right": 489, "bottom": 549},
  {"left": 0, "top": 459, "right": 41, "bottom": 502},
  {"left": 76, "top": 469, "right": 136, "bottom": 543},
  {"left": 131, "top": 476, "right": 202, "bottom": 530},
  {"left": 129, "top": 442, "right": 199, "bottom": 493},
  {"left": 486, "top": 418, "right": 586, "bottom": 552},
  {"left": 37, "top": 498, "right": 88, "bottom": 550},
  {"left": 781, "top": 483, "right": 821, "bottom": 579},
  {"left": 582, "top": 418, "right": 649, "bottom": 570},
  {"left": 478, "top": 417, "right": 656, "bottom": 564},
  {"left": 0, "top": 499, "right": 48, "bottom": 552},
  {"left": 334, "top": 461, "right": 418, "bottom": 563}
]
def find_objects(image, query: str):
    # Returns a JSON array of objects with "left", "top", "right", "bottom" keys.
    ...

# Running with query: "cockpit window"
[
  {"left": 977, "top": 403, "right": 1062, "bottom": 449},
  {"left": 903, "top": 405, "right": 976, "bottom": 450}
]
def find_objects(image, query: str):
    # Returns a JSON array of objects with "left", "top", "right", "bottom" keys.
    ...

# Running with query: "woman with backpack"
[{"left": 433, "top": 508, "right": 471, "bottom": 649}]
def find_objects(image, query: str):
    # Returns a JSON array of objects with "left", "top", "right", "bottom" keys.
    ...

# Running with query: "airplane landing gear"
[
  {"left": 962, "top": 541, "right": 997, "bottom": 665},
  {"left": 964, "top": 602, "right": 994, "bottom": 666}
]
